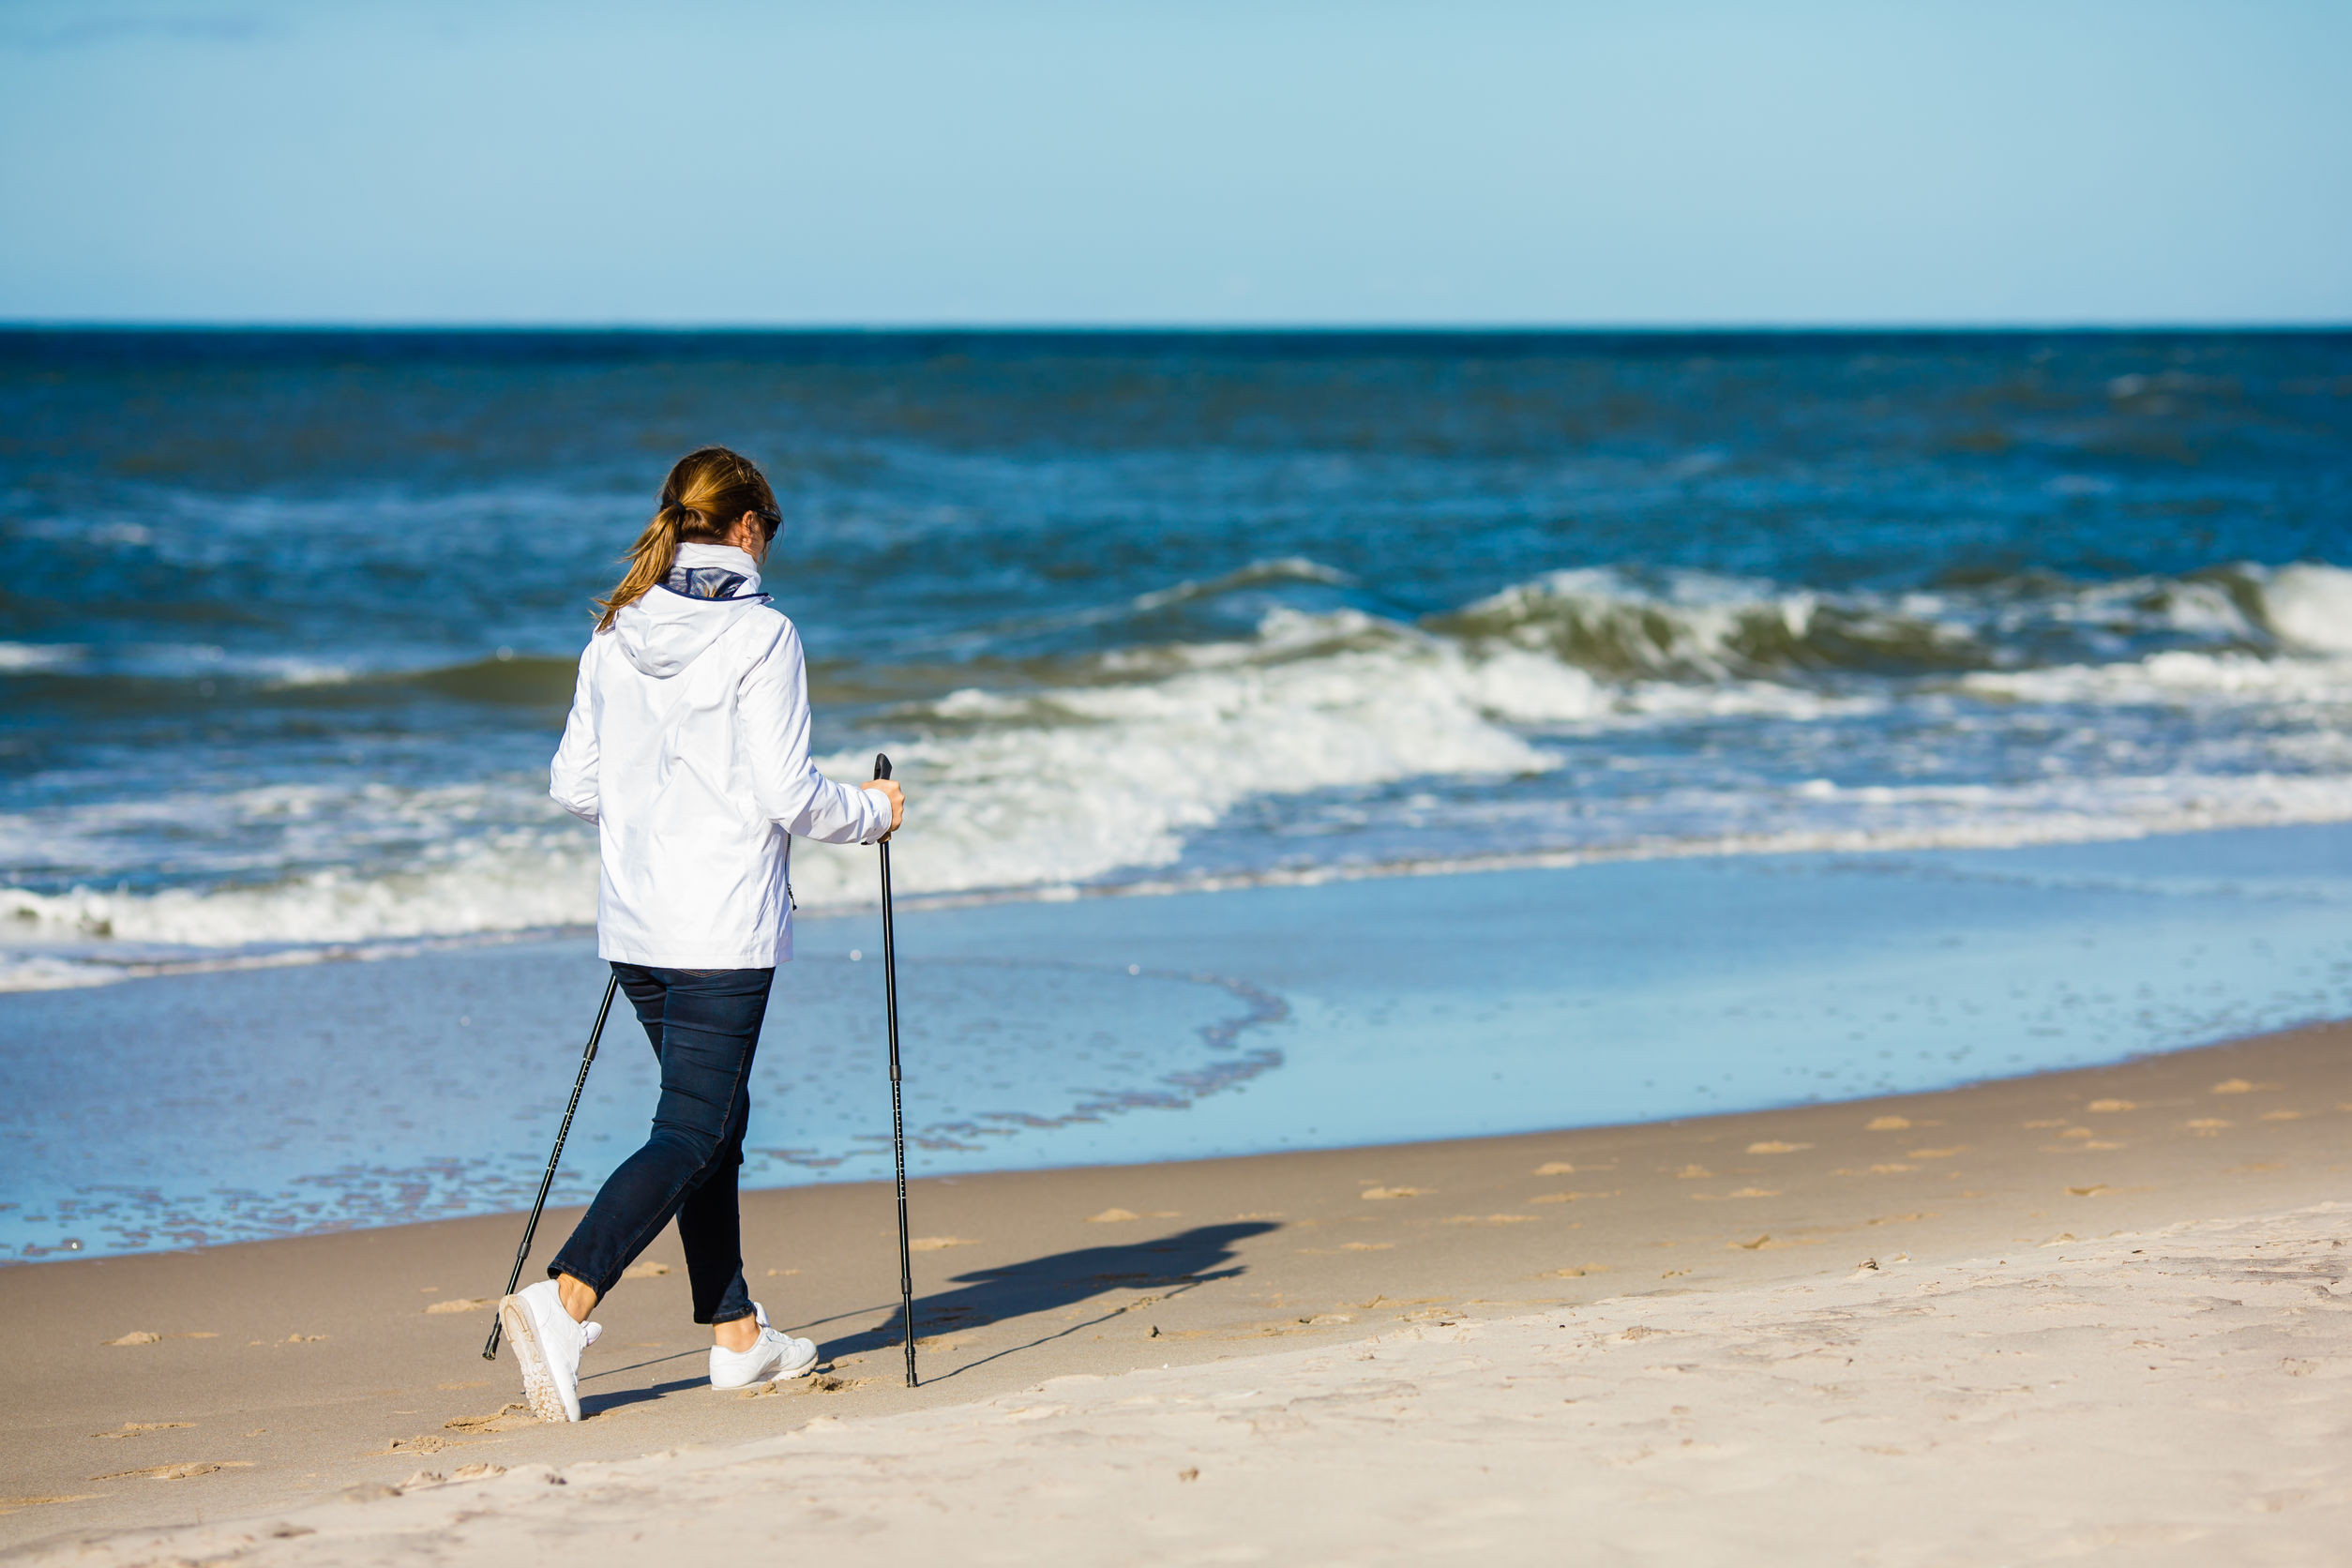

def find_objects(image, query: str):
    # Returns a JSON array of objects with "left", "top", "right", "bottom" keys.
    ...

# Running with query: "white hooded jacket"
[{"left": 550, "top": 543, "right": 890, "bottom": 968}]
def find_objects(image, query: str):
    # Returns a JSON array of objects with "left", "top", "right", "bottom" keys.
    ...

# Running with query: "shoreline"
[
  {"left": 11, "top": 822, "right": 2352, "bottom": 1265},
  {"left": 14, "top": 807, "right": 2352, "bottom": 997},
  {"left": 8, "top": 1016, "right": 2349, "bottom": 1550}
]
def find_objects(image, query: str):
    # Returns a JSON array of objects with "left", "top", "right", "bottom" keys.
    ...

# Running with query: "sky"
[{"left": 1, "top": 0, "right": 2346, "bottom": 326}]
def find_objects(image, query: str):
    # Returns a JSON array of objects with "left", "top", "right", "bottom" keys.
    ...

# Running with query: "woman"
[{"left": 499, "top": 445, "right": 904, "bottom": 1424}]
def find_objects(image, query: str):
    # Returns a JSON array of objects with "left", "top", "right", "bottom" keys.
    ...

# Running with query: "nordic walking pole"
[
  {"left": 875, "top": 753, "right": 917, "bottom": 1389},
  {"left": 483, "top": 972, "right": 619, "bottom": 1361}
]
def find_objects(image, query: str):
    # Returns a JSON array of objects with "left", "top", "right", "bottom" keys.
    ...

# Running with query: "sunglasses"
[{"left": 755, "top": 509, "right": 782, "bottom": 541}]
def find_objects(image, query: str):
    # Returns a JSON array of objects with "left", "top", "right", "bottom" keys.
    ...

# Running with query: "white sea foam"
[
  {"left": 0, "top": 639, "right": 359, "bottom": 685},
  {"left": 783, "top": 613, "right": 1574, "bottom": 908},
  {"left": 0, "top": 840, "right": 597, "bottom": 950},
  {"left": 0, "top": 642, "right": 83, "bottom": 672},
  {"left": 1959, "top": 650, "right": 2352, "bottom": 707},
  {"left": 2262, "top": 563, "right": 2352, "bottom": 654}
]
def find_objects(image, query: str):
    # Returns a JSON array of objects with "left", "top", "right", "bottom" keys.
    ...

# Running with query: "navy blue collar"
[{"left": 663, "top": 565, "right": 758, "bottom": 601}]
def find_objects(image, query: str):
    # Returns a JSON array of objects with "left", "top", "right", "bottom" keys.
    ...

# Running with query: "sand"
[
  {"left": 7, "top": 1019, "right": 2351, "bottom": 1562},
  {"left": 28, "top": 1204, "right": 2352, "bottom": 1566}
]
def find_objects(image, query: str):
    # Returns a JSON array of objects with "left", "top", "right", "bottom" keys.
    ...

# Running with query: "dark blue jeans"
[{"left": 548, "top": 963, "right": 770, "bottom": 1325}]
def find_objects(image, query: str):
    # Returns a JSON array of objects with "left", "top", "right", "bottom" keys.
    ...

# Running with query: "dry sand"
[{"left": 7, "top": 1020, "right": 2350, "bottom": 1562}]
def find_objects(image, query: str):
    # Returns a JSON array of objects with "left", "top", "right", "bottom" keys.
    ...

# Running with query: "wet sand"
[{"left": 6, "top": 1018, "right": 2350, "bottom": 1560}]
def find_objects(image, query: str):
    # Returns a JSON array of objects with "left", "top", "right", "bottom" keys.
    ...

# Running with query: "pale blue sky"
[{"left": 2, "top": 0, "right": 2345, "bottom": 324}]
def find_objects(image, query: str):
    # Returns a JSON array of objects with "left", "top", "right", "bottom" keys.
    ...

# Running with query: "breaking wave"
[{"left": 6, "top": 559, "right": 2350, "bottom": 989}]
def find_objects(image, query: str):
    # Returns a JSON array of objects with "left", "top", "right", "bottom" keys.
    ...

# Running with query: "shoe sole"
[
  {"left": 710, "top": 1343, "right": 822, "bottom": 1391},
  {"left": 499, "top": 1293, "right": 570, "bottom": 1424}
]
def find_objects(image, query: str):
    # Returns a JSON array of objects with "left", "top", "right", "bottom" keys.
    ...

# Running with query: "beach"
[
  {"left": 7, "top": 1017, "right": 2348, "bottom": 1560},
  {"left": 4, "top": 332, "right": 2348, "bottom": 1561},
  {"left": 2, "top": 0, "right": 2347, "bottom": 1542}
]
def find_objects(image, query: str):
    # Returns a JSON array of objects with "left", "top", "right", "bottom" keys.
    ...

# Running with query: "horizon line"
[{"left": 4, "top": 319, "right": 2350, "bottom": 336}]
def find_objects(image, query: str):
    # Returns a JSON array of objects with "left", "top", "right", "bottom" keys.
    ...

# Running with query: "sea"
[{"left": 3, "top": 329, "right": 2348, "bottom": 1259}]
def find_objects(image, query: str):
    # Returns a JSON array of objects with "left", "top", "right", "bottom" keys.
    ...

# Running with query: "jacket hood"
[{"left": 610, "top": 544, "right": 769, "bottom": 678}]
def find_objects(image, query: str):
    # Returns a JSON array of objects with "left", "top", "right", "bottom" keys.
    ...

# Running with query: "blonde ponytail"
[{"left": 595, "top": 448, "right": 778, "bottom": 631}]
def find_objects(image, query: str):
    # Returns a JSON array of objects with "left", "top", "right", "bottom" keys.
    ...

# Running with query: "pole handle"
[{"left": 873, "top": 753, "right": 892, "bottom": 781}]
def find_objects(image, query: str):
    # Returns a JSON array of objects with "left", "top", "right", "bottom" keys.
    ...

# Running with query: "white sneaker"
[
  {"left": 500, "top": 1279, "right": 588, "bottom": 1423},
  {"left": 709, "top": 1302, "right": 819, "bottom": 1389}
]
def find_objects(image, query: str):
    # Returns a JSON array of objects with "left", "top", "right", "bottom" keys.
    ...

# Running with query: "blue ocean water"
[
  {"left": 3, "top": 330, "right": 2348, "bottom": 982},
  {"left": 1, "top": 330, "right": 2348, "bottom": 1258}
]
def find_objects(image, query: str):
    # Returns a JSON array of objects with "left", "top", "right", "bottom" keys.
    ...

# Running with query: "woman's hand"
[{"left": 861, "top": 778, "right": 904, "bottom": 838}]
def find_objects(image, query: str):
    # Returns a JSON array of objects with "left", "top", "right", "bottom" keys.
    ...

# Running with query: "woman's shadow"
[
  {"left": 822, "top": 1219, "right": 1279, "bottom": 1381},
  {"left": 580, "top": 1219, "right": 1278, "bottom": 1410}
]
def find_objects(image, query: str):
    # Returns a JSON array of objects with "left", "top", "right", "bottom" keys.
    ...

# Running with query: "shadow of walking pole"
[{"left": 815, "top": 1220, "right": 1281, "bottom": 1376}]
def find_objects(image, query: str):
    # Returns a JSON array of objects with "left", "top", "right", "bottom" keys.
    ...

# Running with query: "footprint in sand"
[
  {"left": 1746, "top": 1141, "right": 1813, "bottom": 1154},
  {"left": 444, "top": 1403, "right": 534, "bottom": 1434},
  {"left": 1866, "top": 1116, "right": 1911, "bottom": 1131},
  {"left": 91, "top": 1423, "right": 192, "bottom": 1440},
  {"left": 2087, "top": 1099, "right": 2136, "bottom": 1112},
  {"left": 1360, "top": 1187, "right": 1429, "bottom": 1201},
  {"left": 423, "top": 1298, "right": 493, "bottom": 1315},
  {"left": 1085, "top": 1209, "right": 1179, "bottom": 1223},
  {"left": 621, "top": 1259, "right": 671, "bottom": 1278},
  {"left": 907, "top": 1237, "right": 976, "bottom": 1251},
  {"left": 90, "top": 1462, "right": 253, "bottom": 1484}
]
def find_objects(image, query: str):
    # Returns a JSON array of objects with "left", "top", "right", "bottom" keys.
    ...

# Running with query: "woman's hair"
[{"left": 595, "top": 446, "right": 780, "bottom": 630}]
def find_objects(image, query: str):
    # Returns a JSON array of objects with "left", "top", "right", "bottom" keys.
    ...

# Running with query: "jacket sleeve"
[
  {"left": 549, "top": 643, "right": 601, "bottom": 823},
  {"left": 743, "top": 615, "right": 892, "bottom": 845}
]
